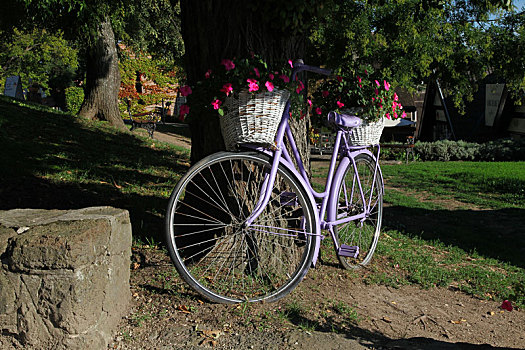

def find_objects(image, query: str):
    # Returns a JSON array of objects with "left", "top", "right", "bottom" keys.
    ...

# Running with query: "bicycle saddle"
[{"left": 327, "top": 111, "right": 362, "bottom": 128}]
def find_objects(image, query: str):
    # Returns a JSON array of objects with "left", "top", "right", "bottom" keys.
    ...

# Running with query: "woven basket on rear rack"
[
  {"left": 348, "top": 117, "right": 385, "bottom": 146},
  {"left": 220, "top": 88, "right": 290, "bottom": 151}
]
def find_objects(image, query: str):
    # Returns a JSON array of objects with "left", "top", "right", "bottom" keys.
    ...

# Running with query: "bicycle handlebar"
[{"left": 291, "top": 60, "right": 332, "bottom": 80}]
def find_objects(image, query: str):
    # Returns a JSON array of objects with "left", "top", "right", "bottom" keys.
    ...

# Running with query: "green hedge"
[
  {"left": 413, "top": 139, "right": 525, "bottom": 161},
  {"left": 65, "top": 86, "right": 84, "bottom": 115}
]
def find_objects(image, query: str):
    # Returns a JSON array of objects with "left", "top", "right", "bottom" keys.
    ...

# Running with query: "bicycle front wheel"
[
  {"left": 334, "top": 153, "right": 383, "bottom": 269},
  {"left": 165, "top": 152, "right": 316, "bottom": 303}
]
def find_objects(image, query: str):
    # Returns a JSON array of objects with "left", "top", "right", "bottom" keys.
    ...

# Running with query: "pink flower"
[
  {"left": 180, "top": 85, "right": 192, "bottom": 96},
  {"left": 247, "top": 78, "right": 259, "bottom": 92},
  {"left": 288, "top": 59, "right": 294, "bottom": 68},
  {"left": 296, "top": 80, "right": 305, "bottom": 94},
  {"left": 394, "top": 92, "right": 399, "bottom": 101},
  {"left": 307, "top": 99, "right": 312, "bottom": 107},
  {"left": 220, "top": 83, "right": 233, "bottom": 96},
  {"left": 501, "top": 300, "right": 513, "bottom": 311},
  {"left": 211, "top": 99, "right": 222, "bottom": 110},
  {"left": 394, "top": 112, "right": 398, "bottom": 119},
  {"left": 384, "top": 80, "right": 390, "bottom": 91},
  {"left": 254, "top": 68, "right": 260, "bottom": 77},
  {"left": 322, "top": 90, "right": 329, "bottom": 98},
  {"left": 179, "top": 104, "right": 190, "bottom": 116},
  {"left": 375, "top": 80, "right": 380, "bottom": 87},
  {"left": 315, "top": 107, "right": 322, "bottom": 115},
  {"left": 386, "top": 113, "right": 391, "bottom": 119},
  {"left": 221, "top": 59, "right": 235, "bottom": 71},
  {"left": 280, "top": 74, "right": 290, "bottom": 83},
  {"left": 205, "top": 69, "right": 212, "bottom": 79},
  {"left": 269, "top": 73, "right": 274, "bottom": 80},
  {"left": 401, "top": 111, "right": 407, "bottom": 118},
  {"left": 265, "top": 81, "right": 274, "bottom": 92},
  {"left": 357, "top": 76, "right": 362, "bottom": 84},
  {"left": 337, "top": 76, "right": 343, "bottom": 82},
  {"left": 336, "top": 101, "right": 345, "bottom": 108}
]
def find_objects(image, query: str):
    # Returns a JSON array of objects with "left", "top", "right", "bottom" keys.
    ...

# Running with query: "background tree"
[
  {"left": 122, "top": 0, "right": 184, "bottom": 66},
  {"left": 14, "top": 0, "right": 126, "bottom": 128},
  {"left": 308, "top": 0, "right": 522, "bottom": 113},
  {"left": 4, "top": 0, "right": 184, "bottom": 129},
  {"left": 488, "top": 9, "right": 525, "bottom": 103},
  {"left": 0, "top": 28, "right": 79, "bottom": 101}
]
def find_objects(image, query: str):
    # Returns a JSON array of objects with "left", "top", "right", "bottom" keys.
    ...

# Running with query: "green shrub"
[
  {"left": 414, "top": 138, "right": 525, "bottom": 161},
  {"left": 65, "top": 86, "right": 84, "bottom": 114}
]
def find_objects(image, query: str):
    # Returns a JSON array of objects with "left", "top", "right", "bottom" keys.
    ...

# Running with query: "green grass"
[
  {"left": 311, "top": 158, "right": 525, "bottom": 308},
  {"left": 0, "top": 95, "right": 190, "bottom": 241},
  {"left": 372, "top": 230, "right": 525, "bottom": 307},
  {"left": 381, "top": 163, "right": 525, "bottom": 308},
  {"left": 382, "top": 161, "right": 525, "bottom": 209}
]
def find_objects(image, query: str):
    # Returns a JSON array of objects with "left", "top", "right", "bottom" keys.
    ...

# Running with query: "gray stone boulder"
[{"left": 0, "top": 207, "right": 132, "bottom": 350}]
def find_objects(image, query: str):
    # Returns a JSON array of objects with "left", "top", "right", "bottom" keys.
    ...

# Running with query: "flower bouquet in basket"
[
  {"left": 311, "top": 66, "right": 406, "bottom": 146},
  {"left": 195, "top": 55, "right": 306, "bottom": 150}
]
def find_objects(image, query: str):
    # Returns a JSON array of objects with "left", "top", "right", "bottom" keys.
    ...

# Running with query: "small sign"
[
  {"left": 4, "top": 76, "right": 25, "bottom": 100},
  {"left": 508, "top": 118, "right": 525, "bottom": 135},
  {"left": 485, "top": 84, "right": 505, "bottom": 127}
]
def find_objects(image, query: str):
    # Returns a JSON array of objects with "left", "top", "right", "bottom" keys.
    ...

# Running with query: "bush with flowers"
[
  {"left": 311, "top": 66, "right": 406, "bottom": 123},
  {"left": 183, "top": 55, "right": 306, "bottom": 121}
]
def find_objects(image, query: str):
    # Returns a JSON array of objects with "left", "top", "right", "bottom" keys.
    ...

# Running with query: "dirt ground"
[
  {"left": 108, "top": 247, "right": 524, "bottom": 350},
  {"left": 107, "top": 130, "right": 524, "bottom": 350}
]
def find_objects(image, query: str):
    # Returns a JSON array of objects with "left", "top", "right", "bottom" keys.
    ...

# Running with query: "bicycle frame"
[{"left": 242, "top": 86, "right": 383, "bottom": 266}]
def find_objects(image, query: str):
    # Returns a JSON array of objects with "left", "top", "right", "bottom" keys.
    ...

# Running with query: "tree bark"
[
  {"left": 180, "top": 0, "right": 310, "bottom": 166},
  {"left": 79, "top": 17, "right": 125, "bottom": 130}
]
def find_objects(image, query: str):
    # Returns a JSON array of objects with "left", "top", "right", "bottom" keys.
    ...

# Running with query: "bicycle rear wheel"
[
  {"left": 165, "top": 152, "right": 316, "bottom": 303},
  {"left": 334, "top": 153, "right": 383, "bottom": 269}
]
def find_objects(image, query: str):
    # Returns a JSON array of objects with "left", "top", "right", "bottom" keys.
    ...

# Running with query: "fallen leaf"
[
  {"left": 132, "top": 262, "right": 140, "bottom": 270},
  {"left": 391, "top": 301, "right": 397, "bottom": 305},
  {"left": 201, "top": 330, "right": 222, "bottom": 339},
  {"left": 177, "top": 305, "right": 192, "bottom": 314},
  {"left": 17, "top": 226, "right": 30, "bottom": 234},
  {"left": 488, "top": 311, "right": 495, "bottom": 316},
  {"left": 382, "top": 317, "right": 392, "bottom": 323},
  {"left": 450, "top": 319, "right": 467, "bottom": 324},
  {"left": 501, "top": 300, "right": 513, "bottom": 311}
]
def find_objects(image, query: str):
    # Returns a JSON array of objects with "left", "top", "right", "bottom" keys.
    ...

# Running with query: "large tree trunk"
[
  {"left": 180, "top": 0, "right": 310, "bottom": 166},
  {"left": 79, "top": 17, "right": 125, "bottom": 130}
]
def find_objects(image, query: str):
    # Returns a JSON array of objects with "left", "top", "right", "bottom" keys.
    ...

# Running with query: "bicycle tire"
[
  {"left": 165, "top": 152, "right": 316, "bottom": 303},
  {"left": 333, "top": 153, "right": 383, "bottom": 269}
]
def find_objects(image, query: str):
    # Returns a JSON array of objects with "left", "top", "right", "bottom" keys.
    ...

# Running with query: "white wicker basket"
[
  {"left": 348, "top": 117, "right": 385, "bottom": 146},
  {"left": 220, "top": 88, "right": 290, "bottom": 150}
]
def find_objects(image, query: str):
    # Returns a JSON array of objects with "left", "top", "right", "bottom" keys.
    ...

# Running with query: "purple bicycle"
[{"left": 165, "top": 62, "right": 383, "bottom": 303}]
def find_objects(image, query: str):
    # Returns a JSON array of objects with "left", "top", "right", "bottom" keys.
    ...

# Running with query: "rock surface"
[{"left": 0, "top": 207, "right": 132, "bottom": 350}]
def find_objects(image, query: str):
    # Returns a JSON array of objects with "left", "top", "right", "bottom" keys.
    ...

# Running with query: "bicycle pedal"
[
  {"left": 338, "top": 245, "right": 359, "bottom": 258},
  {"left": 280, "top": 192, "right": 298, "bottom": 206}
]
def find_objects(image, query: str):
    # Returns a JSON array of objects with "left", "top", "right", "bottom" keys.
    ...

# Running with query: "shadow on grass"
[
  {"left": 383, "top": 205, "right": 525, "bottom": 268},
  {"left": 0, "top": 97, "right": 189, "bottom": 242}
]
